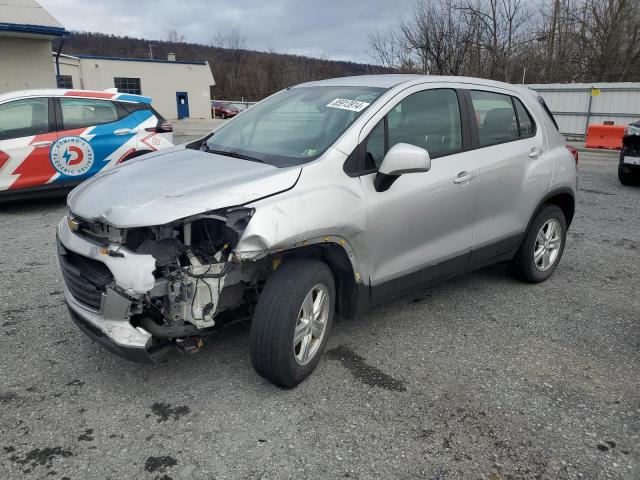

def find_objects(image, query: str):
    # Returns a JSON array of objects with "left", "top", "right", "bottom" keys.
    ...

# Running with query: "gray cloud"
[{"left": 40, "top": 0, "right": 415, "bottom": 63}]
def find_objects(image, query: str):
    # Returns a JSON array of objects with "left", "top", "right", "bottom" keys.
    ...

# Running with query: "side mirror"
[{"left": 374, "top": 143, "right": 431, "bottom": 192}]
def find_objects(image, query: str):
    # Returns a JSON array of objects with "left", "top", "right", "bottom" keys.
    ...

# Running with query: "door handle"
[
  {"left": 114, "top": 128, "right": 134, "bottom": 135},
  {"left": 31, "top": 140, "right": 52, "bottom": 148},
  {"left": 529, "top": 146, "right": 543, "bottom": 158},
  {"left": 453, "top": 171, "right": 477, "bottom": 184}
]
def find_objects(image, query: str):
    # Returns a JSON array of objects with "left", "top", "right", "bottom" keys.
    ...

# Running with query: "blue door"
[{"left": 176, "top": 92, "right": 189, "bottom": 119}]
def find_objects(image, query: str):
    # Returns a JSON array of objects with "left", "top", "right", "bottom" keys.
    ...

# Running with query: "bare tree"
[
  {"left": 369, "top": 29, "right": 403, "bottom": 69},
  {"left": 166, "top": 29, "right": 185, "bottom": 43},
  {"left": 368, "top": 0, "right": 564, "bottom": 83},
  {"left": 210, "top": 29, "right": 248, "bottom": 98},
  {"left": 568, "top": 0, "right": 640, "bottom": 81},
  {"left": 210, "top": 29, "right": 246, "bottom": 50},
  {"left": 454, "top": 0, "right": 534, "bottom": 80},
  {"left": 397, "top": 0, "right": 481, "bottom": 75}
]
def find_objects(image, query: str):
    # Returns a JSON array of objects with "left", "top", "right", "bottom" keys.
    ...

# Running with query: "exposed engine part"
[
  {"left": 124, "top": 208, "right": 263, "bottom": 334},
  {"left": 136, "top": 238, "right": 184, "bottom": 267},
  {"left": 175, "top": 337, "right": 205, "bottom": 354},
  {"left": 68, "top": 207, "right": 261, "bottom": 340},
  {"left": 139, "top": 316, "right": 198, "bottom": 338}
]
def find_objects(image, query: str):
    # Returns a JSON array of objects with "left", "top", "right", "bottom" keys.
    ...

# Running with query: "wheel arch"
[
  {"left": 120, "top": 149, "right": 153, "bottom": 163},
  {"left": 534, "top": 188, "right": 575, "bottom": 228},
  {"left": 273, "top": 242, "right": 362, "bottom": 319}
]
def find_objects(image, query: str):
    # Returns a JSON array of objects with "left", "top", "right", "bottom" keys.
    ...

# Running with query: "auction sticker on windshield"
[{"left": 326, "top": 98, "right": 371, "bottom": 112}]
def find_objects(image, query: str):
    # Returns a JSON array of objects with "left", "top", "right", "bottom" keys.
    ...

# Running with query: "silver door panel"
[{"left": 361, "top": 150, "right": 478, "bottom": 286}]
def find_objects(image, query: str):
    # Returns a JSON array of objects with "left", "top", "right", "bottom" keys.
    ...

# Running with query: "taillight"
[
  {"left": 146, "top": 121, "right": 173, "bottom": 133},
  {"left": 565, "top": 145, "right": 579, "bottom": 164}
]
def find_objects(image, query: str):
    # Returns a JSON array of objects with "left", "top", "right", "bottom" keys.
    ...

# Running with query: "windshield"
[{"left": 204, "top": 86, "right": 385, "bottom": 167}]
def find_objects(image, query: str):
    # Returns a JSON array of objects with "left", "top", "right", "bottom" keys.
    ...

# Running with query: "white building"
[
  {"left": 56, "top": 54, "right": 216, "bottom": 120},
  {"left": 0, "top": 0, "right": 66, "bottom": 92},
  {"left": 0, "top": 1, "right": 215, "bottom": 120}
]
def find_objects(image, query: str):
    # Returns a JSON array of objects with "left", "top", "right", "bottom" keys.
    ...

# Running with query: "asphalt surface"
[{"left": 0, "top": 148, "right": 638, "bottom": 480}]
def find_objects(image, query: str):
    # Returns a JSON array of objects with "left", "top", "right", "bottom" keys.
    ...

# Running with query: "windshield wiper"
[{"left": 207, "top": 148, "right": 264, "bottom": 163}]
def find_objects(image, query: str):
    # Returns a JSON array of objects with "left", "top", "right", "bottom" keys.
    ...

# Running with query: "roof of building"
[
  {"left": 73, "top": 54, "right": 208, "bottom": 66},
  {"left": 0, "top": 0, "right": 65, "bottom": 37},
  {"left": 0, "top": 88, "right": 151, "bottom": 104}
]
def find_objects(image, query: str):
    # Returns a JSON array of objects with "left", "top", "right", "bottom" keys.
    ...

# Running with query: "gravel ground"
[{"left": 0, "top": 149, "right": 638, "bottom": 480}]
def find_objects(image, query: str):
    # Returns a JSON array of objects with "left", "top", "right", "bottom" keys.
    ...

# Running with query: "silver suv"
[{"left": 57, "top": 75, "right": 578, "bottom": 387}]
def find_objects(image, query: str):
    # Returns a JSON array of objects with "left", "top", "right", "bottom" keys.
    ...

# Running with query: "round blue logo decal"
[{"left": 50, "top": 136, "right": 94, "bottom": 176}]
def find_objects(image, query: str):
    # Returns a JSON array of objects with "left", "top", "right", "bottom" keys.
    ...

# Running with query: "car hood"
[{"left": 67, "top": 147, "right": 301, "bottom": 228}]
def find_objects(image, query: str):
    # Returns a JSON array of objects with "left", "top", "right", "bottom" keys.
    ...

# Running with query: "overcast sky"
[{"left": 40, "top": 0, "right": 415, "bottom": 64}]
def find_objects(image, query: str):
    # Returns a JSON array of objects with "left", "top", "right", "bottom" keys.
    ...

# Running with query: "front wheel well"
[{"left": 273, "top": 244, "right": 359, "bottom": 319}]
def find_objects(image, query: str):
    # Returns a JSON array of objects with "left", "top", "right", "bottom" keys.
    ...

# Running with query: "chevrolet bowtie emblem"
[{"left": 67, "top": 216, "right": 79, "bottom": 232}]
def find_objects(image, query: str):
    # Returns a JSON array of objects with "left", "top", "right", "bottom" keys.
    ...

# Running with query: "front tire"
[
  {"left": 250, "top": 259, "right": 335, "bottom": 388},
  {"left": 510, "top": 204, "right": 567, "bottom": 283}
]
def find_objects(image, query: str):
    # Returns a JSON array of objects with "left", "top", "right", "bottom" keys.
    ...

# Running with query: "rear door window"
[
  {"left": 60, "top": 98, "right": 119, "bottom": 130},
  {"left": 0, "top": 98, "right": 50, "bottom": 140},
  {"left": 470, "top": 90, "right": 519, "bottom": 146}
]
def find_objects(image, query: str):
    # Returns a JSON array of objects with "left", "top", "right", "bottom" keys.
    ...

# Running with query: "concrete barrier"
[{"left": 584, "top": 124, "right": 625, "bottom": 150}]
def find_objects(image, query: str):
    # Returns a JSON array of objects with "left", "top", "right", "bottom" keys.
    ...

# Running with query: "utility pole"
[
  {"left": 148, "top": 44, "right": 157, "bottom": 60},
  {"left": 545, "top": 0, "right": 560, "bottom": 82}
]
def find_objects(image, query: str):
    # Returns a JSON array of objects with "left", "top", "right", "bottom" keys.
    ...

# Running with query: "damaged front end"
[{"left": 57, "top": 207, "right": 271, "bottom": 362}]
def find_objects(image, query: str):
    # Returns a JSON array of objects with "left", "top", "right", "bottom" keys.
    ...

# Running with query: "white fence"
[{"left": 527, "top": 82, "right": 640, "bottom": 137}]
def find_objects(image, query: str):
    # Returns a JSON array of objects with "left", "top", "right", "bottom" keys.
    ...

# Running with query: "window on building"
[
  {"left": 57, "top": 75, "right": 73, "bottom": 89},
  {"left": 114, "top": 77, "right": 141, "bottom": 95},
  {"left": 60, "top": 98, "right": 118, "bottom": 129},
  {"left": 0, "top": 98, "right": 49, "bottom": 141}
]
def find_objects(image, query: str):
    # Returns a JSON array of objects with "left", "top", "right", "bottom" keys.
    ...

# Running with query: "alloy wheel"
[
  {"left": 293, "top": 284, "right": 329, "bottom": 365},
  {"left": 534, "top": 219, "right": 562, "bottom": 271}
]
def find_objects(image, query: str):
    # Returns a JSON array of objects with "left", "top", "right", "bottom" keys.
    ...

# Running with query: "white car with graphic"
[{"left": 0, "top": 88, "right": 173, "bottom": 200}]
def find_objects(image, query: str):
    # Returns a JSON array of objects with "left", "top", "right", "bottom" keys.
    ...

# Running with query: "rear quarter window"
[
  {"left": 513, "top": 98, "right": 535, "bottom": 137},
  {"left": 537, "top": 96, "right": 560, "bottom": 131},
  {"left": 60, "top": 98, "right": 119, "bottom": 129},
  {"left": 115, "top": 101, "right": 154, "bottom": 120}
]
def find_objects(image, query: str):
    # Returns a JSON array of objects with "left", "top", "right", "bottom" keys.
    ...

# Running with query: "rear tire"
[
  {"left": 510, "top": 204, "right": 567, "bottom": 283},
  {"left": 250, "top": 259, "right": 335, "bottom": 388},
  {"left": 618, "top": 165, "right": 638, "bottom": 186}
]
